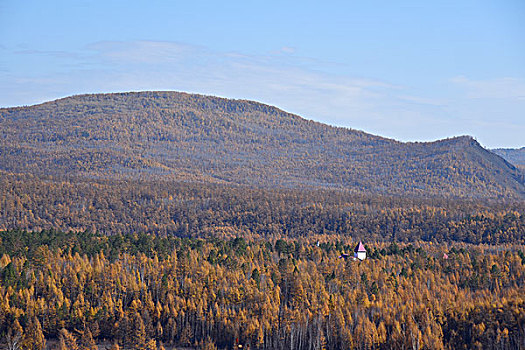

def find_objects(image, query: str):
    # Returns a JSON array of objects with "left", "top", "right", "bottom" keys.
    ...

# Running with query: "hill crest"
[{"left": 1, "top": 91, "right": 523, "bottom": 198}]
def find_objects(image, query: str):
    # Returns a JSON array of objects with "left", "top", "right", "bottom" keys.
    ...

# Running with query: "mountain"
[
  {"left": 1, "top": 91, "right": 523, "bottom": 198},
  {"left": 492, "top": 148, "right": 525, "bottom": 171}
]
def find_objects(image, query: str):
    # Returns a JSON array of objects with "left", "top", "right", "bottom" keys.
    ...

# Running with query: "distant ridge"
[
  {"left": 492, "top": 148, "right": 525, "bottom": 171},
  {"left": 1, "top": 91, "right": 523, "bottom": 198}
]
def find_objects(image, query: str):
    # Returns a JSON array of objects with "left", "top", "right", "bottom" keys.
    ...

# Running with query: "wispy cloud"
[
  {"left": 280, "top": 46, "right": 295, "bottom": 54},
  {"left": 87, "top": 40, "right": 203, "bottom": 64},
  {"left": 396, "top": 95, "right": 445, "bottom": 106},
  {"left": 450, "top": 76, "right": 525, "bottom": 100},
  {"left": 76, "top": 39, "right": 403, "bottom": 125},
  {"left": 14, "top": 49, "right": 82, "bottom": 59},
  {"left": 269, "top": 46, "right": 296, "bottom": 55}
]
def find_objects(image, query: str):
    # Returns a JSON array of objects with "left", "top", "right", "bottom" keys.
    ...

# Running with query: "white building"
[{"left": 354, "top": 241, "right": 366, "bottom": 260}]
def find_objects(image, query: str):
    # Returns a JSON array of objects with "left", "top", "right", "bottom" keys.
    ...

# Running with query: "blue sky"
[{"left": 1, "top": 0, "right": 524, "bottom": 148}]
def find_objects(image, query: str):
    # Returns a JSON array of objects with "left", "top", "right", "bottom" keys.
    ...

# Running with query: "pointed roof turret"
[{"left": 354, "top": 241, "right": 366, "bottom": 253}]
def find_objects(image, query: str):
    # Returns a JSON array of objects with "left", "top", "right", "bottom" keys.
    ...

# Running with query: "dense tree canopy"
[
  {"left": 0, "top": 230, "right": 524, "bottom": 349},
  {"left": 1, "top": 173, "right": 523, "bottom": 245},
  {"left": 1, "top": 92, "right": 523, "bottom": 198}
]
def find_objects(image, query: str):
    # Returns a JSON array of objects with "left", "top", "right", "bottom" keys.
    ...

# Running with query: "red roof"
[{"left": 354, "top": 241, "right": 366, "bottom": 252}]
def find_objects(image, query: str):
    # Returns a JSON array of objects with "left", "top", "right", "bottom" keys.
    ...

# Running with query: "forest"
[
  {"left": 1, "top": 92, "right": 524, "bottom": 349},
  {"left": 1, "top": 173, "right": 523, "bottom": 245},
  {"left": 1, "top": 92, "right": 523, "bottom": 198},
  {"left": 0, "top": 229, "right": 524, "bottom": 349}
]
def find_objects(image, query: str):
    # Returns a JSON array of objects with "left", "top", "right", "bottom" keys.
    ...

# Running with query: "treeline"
[
  {"left": 1, "top": 173, "right": 523, "bottom": 244},
  {"left": 1, "top": 229, "right": 524, "bottom": 349}
]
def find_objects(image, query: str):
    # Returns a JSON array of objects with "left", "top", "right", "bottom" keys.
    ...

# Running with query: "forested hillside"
[
  {"left": 1, "top": 92, "right": 523, "bottom": 198},
  {"left": 1, "top": 172, "right": 523, "bottom": 245}
]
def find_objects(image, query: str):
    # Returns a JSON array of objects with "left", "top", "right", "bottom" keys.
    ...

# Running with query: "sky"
[{"left": 0, "top": 0, "right": 524, "bottom": 148}]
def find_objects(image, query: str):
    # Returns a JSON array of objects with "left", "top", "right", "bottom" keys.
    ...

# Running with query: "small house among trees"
[{"left": 354, "top": 241, "right": 366, "bottom": 260}]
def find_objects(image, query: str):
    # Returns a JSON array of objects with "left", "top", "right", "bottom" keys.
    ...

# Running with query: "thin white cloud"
[
  {"left": 87, "top": 40, "right": 203, "bottom": 64},
  {"left": 78, "top": 39, "right": 398, "bottom": 122},
  {"left": 14, "top": 49, "right": 82, "bottom": 59},
  {"left": 280, "top": 46, "right": 295, "bottom": 54},
  {"left": 269, "top": 46, "right": 296, "bottom": 55},
  {"left": 450, "top": 76, "right": 525, "bottom": 100},
  {"left": 396, "top": 95, "right": 445, "bottom": 106}
]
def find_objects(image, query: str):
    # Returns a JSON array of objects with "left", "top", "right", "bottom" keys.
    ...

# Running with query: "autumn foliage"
[
  {"left": 0, "top": 230, "right": 524, "bottom": 349},
  {"left": 1, "top": 174, "right": 523, "bottom": 245},
  {"left": 1, "top": 92, "right": 523, "bottom": 198}
]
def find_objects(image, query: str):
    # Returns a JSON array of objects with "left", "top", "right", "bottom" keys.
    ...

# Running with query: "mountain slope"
[{"left": 1, "top": 91, "right": 523, "bottom": 198}]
